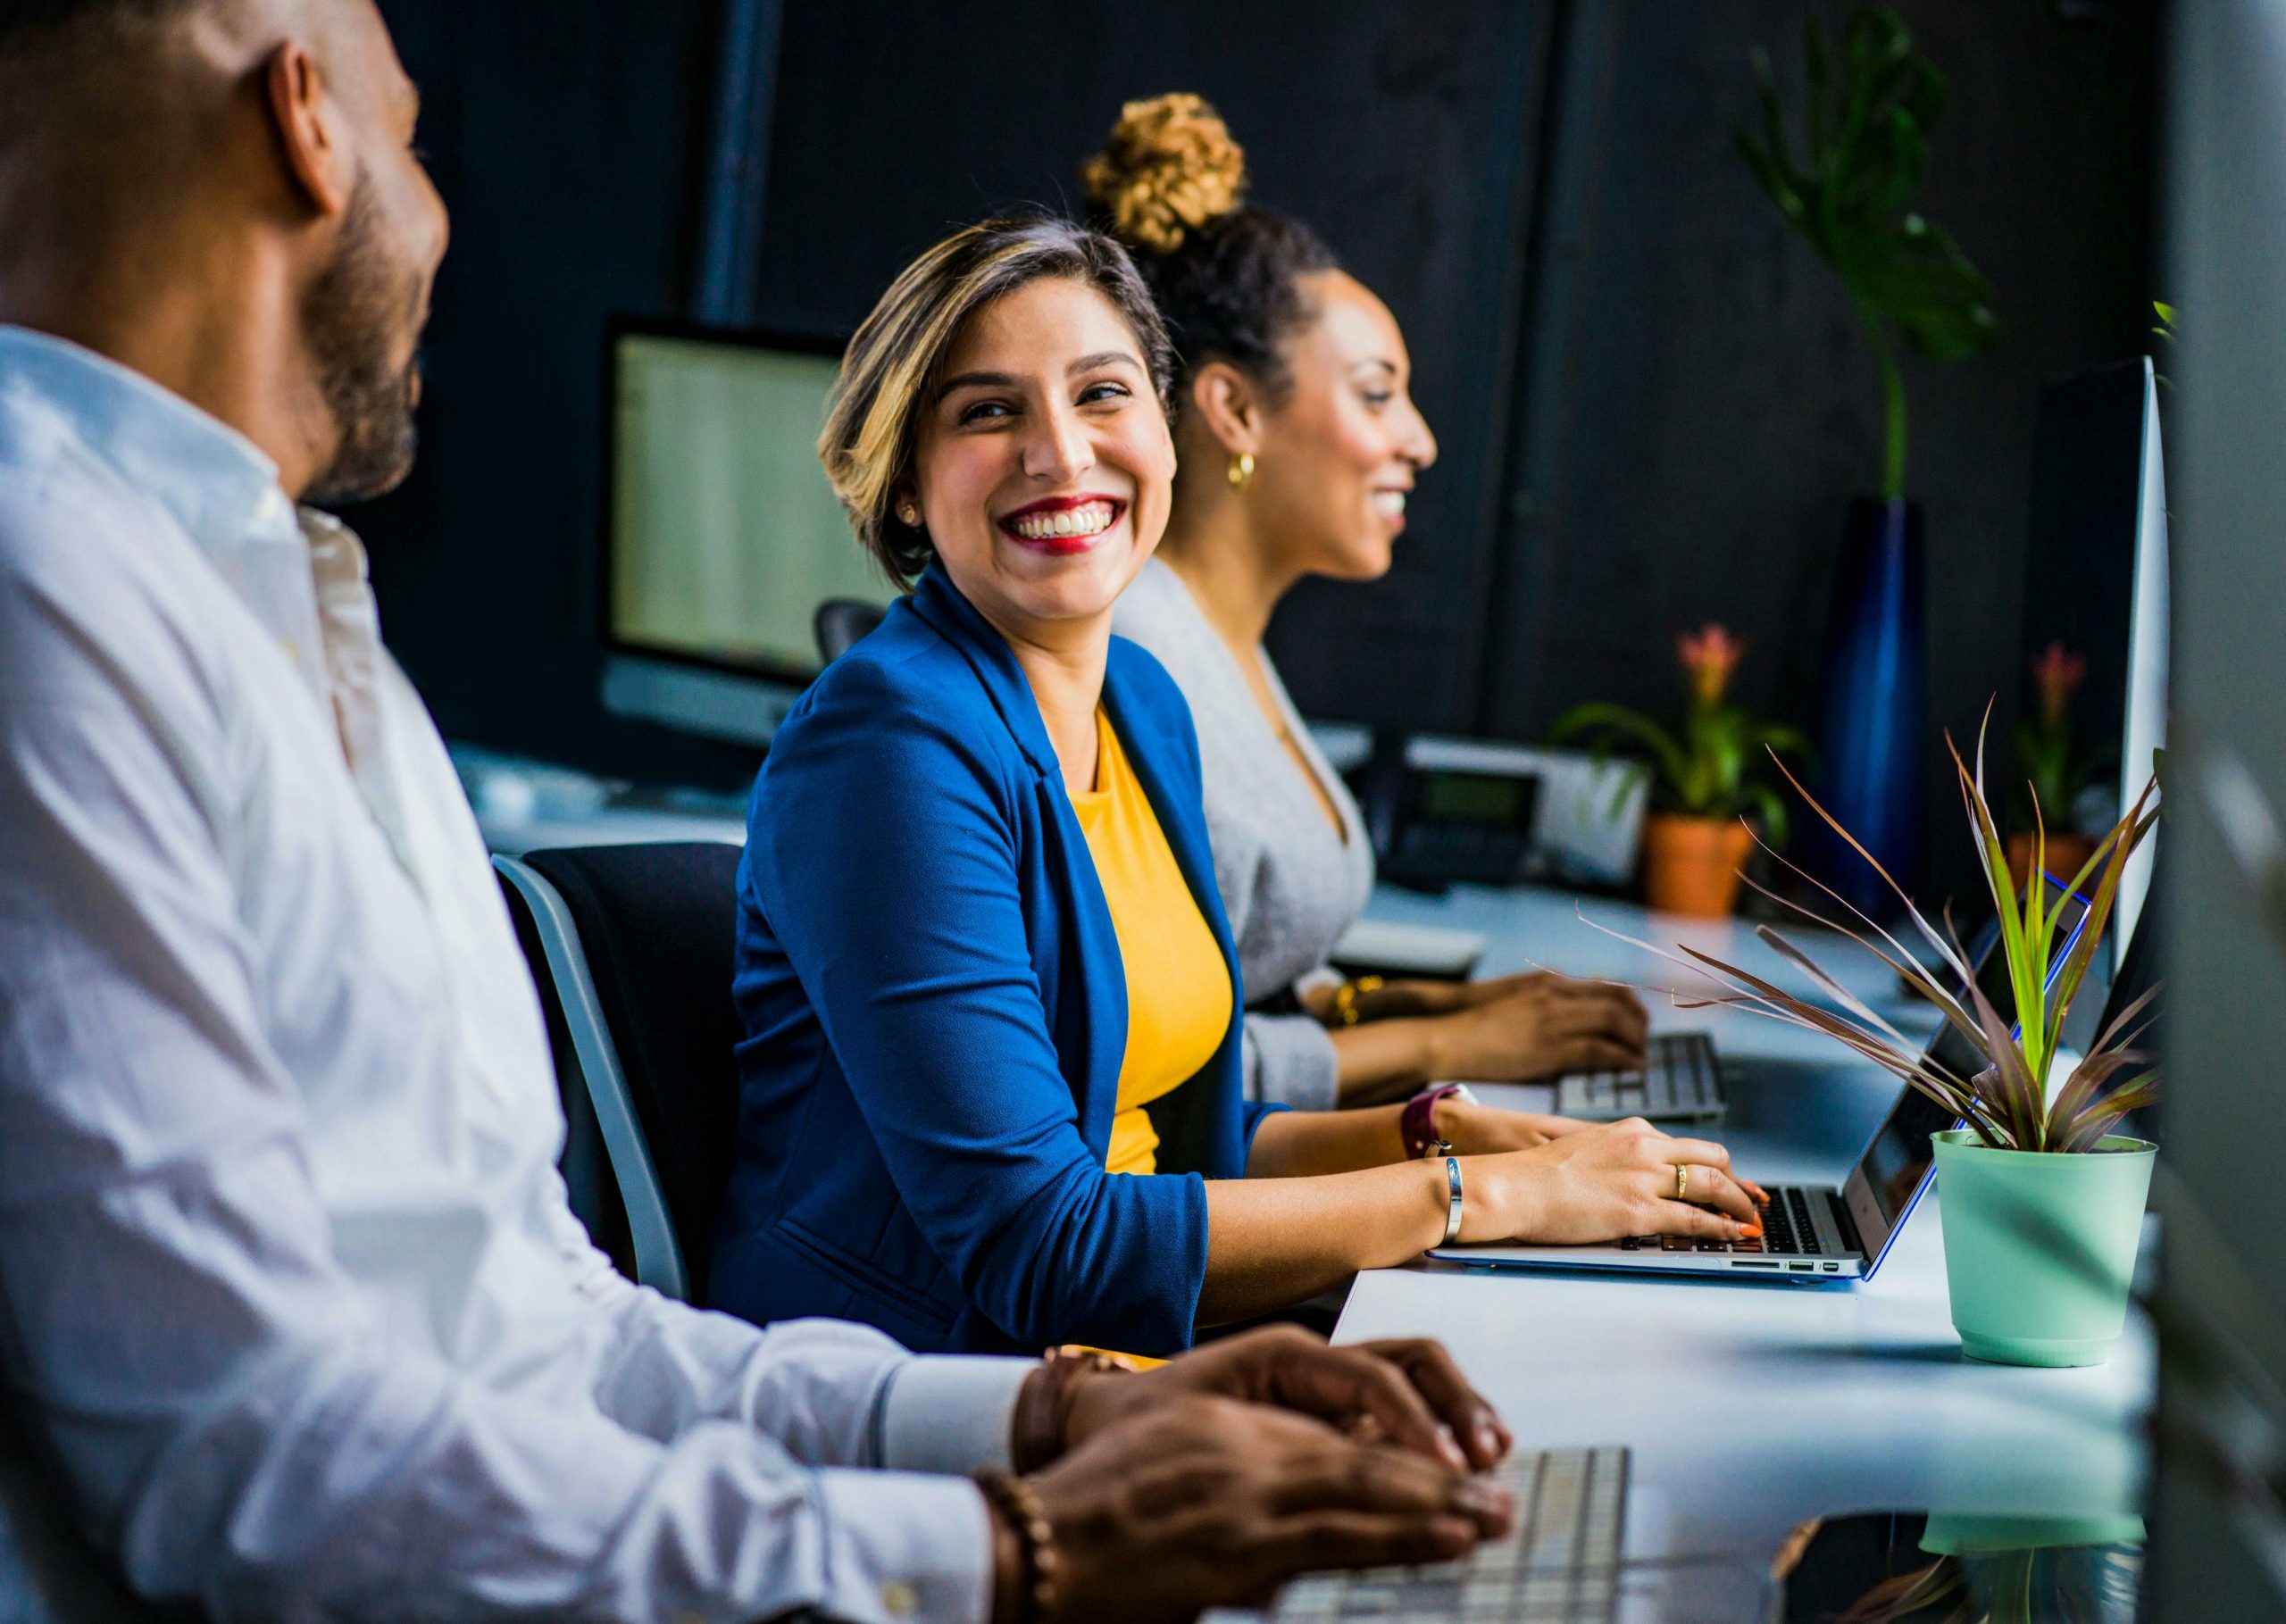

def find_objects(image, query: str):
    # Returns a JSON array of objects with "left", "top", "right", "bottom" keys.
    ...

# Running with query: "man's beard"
[{"left": 301, "top": 177, "right": 427, "bottom": 509}]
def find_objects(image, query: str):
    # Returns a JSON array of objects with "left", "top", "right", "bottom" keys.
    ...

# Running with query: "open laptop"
[{"left": 1432, "top": 880, "right": 2090, "bottom": 1283}]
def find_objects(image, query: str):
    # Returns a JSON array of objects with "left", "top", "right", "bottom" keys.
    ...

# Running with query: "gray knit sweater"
[{"left": 1113, "top": 559, "right": 1374, "bottom": 1110}]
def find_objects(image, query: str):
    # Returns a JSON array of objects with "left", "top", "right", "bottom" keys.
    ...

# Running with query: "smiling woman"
[{"left": 713, "top": 213, "right": 1760, "bottom": 1357}]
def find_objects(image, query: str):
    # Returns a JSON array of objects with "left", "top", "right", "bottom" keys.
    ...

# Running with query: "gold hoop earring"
[{"left": 1227, "top": 452, "right": 1256, "bottom": 490}]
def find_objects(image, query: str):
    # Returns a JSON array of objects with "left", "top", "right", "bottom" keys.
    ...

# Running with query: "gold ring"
[{"left": 1674, "top": 1163, "right": 1689, "bottom": 1201}]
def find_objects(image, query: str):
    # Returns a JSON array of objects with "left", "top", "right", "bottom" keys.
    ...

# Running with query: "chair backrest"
[
  {"left": 813, "top": 597, "right": 886, "bottom": 665},
  {"left": 0, "top": 1403, "right": 170, "bottom": 1623},
  {"left": 511, "top": 842, "right": 747, "bottom": 1302}
]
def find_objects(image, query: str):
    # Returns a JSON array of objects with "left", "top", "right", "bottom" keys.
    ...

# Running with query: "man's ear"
[
  {"left": 263, "top": 39, "right": 354, "bottom": 218},
  {"left": 1189, "top": 362, "right": 1265, "bottom": 459}
]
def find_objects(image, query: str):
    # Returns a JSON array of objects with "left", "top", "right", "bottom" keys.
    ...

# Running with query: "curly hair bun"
[{"left": 1081, "top": 92, "right": 1247, "bottom": 255}]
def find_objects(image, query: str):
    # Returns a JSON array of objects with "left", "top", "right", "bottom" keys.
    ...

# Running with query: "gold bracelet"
[
  {"left": 975, "top": 1465, "right": 1062, "bottom": 1624},
  {"left": 1330, "top": 974, "right": 1386, "bottom": 1029}
]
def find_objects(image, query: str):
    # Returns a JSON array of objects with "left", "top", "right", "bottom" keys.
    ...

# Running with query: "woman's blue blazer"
[{"left": 711, "top": 567, "right": 1282, "bottom": 1354}]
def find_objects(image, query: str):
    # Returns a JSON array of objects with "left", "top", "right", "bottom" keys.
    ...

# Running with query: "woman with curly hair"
[{"left": 1097, "top": 94, "right": 1652, "bottom": 1114}]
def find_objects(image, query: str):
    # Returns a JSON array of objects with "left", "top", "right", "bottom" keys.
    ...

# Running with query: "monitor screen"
[
  {"left": 1421, "top": 770, "right": 1532, "bottom": 825},
  {"left": 2017, "top": 356, "right": 2168, "bottom": 963},
  {"left": 607, "top": 327, "right": 889, "bottom": 681}
]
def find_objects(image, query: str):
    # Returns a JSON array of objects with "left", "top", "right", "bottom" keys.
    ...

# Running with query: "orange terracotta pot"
[
  {"left": 1641, "top": 814, "right": 1756, "bottom": 918},
  {"left": 2006, "top": 831, "right": 2097, "bottom": 893}
]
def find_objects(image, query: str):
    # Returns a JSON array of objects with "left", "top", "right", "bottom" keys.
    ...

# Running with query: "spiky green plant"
[
  {"left": 1606, "top": 717, "right": 2158, "bottom": 1155},
  {"left": 1736, "top": 7, "right": 1999, "bottom": 499}
]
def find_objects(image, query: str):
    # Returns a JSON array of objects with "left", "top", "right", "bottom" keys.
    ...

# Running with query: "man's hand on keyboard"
[
  {"left": 1060, "top": 1324, "right": 1513, "bottom": 1472},
  {"left": 1025, "top": 1396, "right": 1514, "bottom": 1624}
]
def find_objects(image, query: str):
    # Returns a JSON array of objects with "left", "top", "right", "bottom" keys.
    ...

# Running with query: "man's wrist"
[
  {"left": 1012, "top": 1349, "right": 1136, "bottom": 1470},
  {"left": 985, "top": 1489, "right": 1025, "bottom": 1624}
]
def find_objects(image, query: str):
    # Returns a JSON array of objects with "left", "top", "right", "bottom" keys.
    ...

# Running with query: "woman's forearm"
[
  {"left": 1246, "top": 1103, "right": 1411, "bottom": 1177},
  {"left": 1198, "top": 1159, "right": 1451, "bottom": 1325},
  {"left": 1328, "top": 1019, "right": 1447, "bottom": 1105}
]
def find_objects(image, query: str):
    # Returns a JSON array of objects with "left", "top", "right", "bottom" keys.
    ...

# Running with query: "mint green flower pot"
[{"left": 1931, "top": 1130, "right": 2156, "bottom": 1368}]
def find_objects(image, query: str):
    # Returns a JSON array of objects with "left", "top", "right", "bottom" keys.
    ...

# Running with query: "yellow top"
[{"left": 1069, "top": 711, "right": 1233, "bottom": 1176}]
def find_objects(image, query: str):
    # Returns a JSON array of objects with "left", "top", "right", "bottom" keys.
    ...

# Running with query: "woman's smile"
[{"left": 998, "top": 492, "right": 1129, "bottom": 554}]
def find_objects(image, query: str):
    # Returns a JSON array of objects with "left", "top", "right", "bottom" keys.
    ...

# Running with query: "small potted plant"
[
  {"left": 1554, "top": 625, "right": 1808, "bottom": 919},
  {"left": 2009, "top": 641, "right": 2112, "bottom": 888},
  {"left": 1617, "top": 722, "right": 2158, "bottom": 1367}
]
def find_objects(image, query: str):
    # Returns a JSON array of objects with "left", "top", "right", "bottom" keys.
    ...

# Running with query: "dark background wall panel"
[
  {"left": 750, "top": 0, "right": 1559, "bottom": 731},
  {"left": 357, "top": 0, "right": 735, "bottom": 786},
  {"left": 1481, "top": 0, "right": 2157, "bottom": 906},
  {"left": 354, "top": 0, "right": 2158, "bottom": 907}
]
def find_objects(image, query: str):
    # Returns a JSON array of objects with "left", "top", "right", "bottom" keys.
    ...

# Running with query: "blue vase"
[{"left": 1811, "top": 496, "right": 1926, "bottom": 916}]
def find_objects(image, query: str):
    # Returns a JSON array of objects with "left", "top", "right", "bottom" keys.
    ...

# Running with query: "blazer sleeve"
[{"left": 748, "top": 655, "right": 1210, "bottom": 1354}]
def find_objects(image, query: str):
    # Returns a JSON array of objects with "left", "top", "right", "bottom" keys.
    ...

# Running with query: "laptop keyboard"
[
  {"left": 1612, "top": 1186, "right": 1848, "bottom": 1269},
  {"left": 1553, "top": 1032, "right": 1723, "bottom": 1122},
  {"left": 1271, "top": 1446, "right": 1628, "bottom": 1622}
]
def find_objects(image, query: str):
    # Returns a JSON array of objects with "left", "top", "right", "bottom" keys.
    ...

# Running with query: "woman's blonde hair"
[{"left": 820, "top": 212, "right": 1175, "bottom": 589}]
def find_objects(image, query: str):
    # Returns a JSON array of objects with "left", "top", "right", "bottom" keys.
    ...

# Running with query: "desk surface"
[{"left": 1338, "top": 881, "right": 2153, "bottom": 1578}]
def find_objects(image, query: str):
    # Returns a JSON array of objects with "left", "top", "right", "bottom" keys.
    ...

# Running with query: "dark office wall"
[
  {"left": 748, "top": 0, "right": 1559, "bottom": 732},
  {"left": 1481, "top": 0, "right": 2157, "bottom": 905},
  {"left": 355, "top": 0, "right": 752, "bottom": 787},
  {"left": 357, "top": 0, "right": 2159, "bottom": 879}
]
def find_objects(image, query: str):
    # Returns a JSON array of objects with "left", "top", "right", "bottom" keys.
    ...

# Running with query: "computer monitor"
[
  {"left": 599, "top": 319, "right": 889, "bottom": 746},
  {"left": 2017, "top": 356, "right": 2170, "bottom": 968}
]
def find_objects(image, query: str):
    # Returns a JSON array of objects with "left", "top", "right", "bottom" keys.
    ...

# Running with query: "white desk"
[{"left": 1337, "top": 882, "right": 2153, "bottom": 1578}]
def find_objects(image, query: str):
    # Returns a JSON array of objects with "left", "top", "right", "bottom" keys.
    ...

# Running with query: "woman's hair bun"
[{"left": 1081, "top": 92, "right": 1247, "bottom": 255}]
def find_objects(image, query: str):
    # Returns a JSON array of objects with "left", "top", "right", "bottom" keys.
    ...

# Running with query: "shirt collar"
[{"left": 0, "top": 324, "right": 296, "bottom": 560}]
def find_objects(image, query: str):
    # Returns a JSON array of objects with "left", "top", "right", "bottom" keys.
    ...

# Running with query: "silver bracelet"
[{"left": 1441, "top": 1155, "right": 1465, "bottom": 1245}]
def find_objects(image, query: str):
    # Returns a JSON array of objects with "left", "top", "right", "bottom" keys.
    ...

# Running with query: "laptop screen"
[{"left": 1842, "top": 879, "right": 2091, "bottom": 1262}]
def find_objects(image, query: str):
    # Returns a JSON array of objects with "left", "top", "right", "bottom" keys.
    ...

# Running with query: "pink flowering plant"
[
  {"left": 1554, "top": 624, "right": 1810, "bottom": 845},
  {"left": 2015, "top": 640, "right": 2111, "bottom": 831}
]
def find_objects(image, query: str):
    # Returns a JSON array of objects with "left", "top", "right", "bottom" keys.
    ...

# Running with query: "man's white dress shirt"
[{"left": 0, "top": 326, "right": 1032, "bottom": 1623}]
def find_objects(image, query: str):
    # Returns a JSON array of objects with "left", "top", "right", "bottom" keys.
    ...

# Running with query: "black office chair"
[
  {"left": 1, "top": 1402, "right": 169, "bottom": 1622},
  {"left": 496, "top": 842, "right": 746, "bottom": 1304},
  {"left": 813, "top": 597, "right": 885, "bottom": 665}
]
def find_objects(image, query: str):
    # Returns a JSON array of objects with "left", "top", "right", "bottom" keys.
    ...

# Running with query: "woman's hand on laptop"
[
  {"left": 1438, "top": 1099, "right": 1593, "bottom": 1152},
  {"left": 1423, "top": 976, "right": 1649, "bottom": 1082},
  {"left": 1456, "top": 1119, "right": 1763, "bottom": 1245}
]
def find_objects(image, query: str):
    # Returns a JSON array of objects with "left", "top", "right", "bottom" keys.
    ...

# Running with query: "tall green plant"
[{"left": 1736, "top": 7, "right": 1999, "bottom": 499}]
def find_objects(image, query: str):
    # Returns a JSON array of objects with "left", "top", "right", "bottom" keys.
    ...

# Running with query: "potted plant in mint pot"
[
  {"left": 1554, "top": 625, "right": 1808, "bottom": 919},
  {"left": 1613, "top": 723, "right": 2159, "bottom": 1368},
  {"left": 1737, "top": 8, "right": 1999, "bottom": 915}
]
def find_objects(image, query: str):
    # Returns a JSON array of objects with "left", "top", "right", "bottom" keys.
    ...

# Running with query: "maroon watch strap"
[{"left": 1401, "top": 1083, "right": 1465, "bottom": 1160}]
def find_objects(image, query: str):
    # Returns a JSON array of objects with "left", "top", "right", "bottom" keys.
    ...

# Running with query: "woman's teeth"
[
  {"left": 1372, "top": 490, "right": 1408, "bottom": 519},
  {"left": 1007, "top": 501, "right": 1115, "bottom": 541}
]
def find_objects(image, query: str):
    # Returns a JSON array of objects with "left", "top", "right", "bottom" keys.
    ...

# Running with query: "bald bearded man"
[{"left": 0, "top": 4, "right": 1515, "bottom": 1620}]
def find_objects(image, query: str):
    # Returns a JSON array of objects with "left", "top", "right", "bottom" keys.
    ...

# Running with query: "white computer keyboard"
[
  {"left": 1555, "top": 1034, "right": 1724, "bottom": 1124},
  {"left": 1270, "top": 1445, "right": 1630, "bottom": 1623}
]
